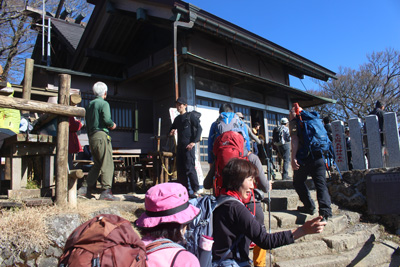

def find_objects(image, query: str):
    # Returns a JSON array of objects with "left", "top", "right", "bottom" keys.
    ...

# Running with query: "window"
[
  {"left": 196, "top": 97, "right": 225, "bottom": 109},
  {"left": 199, "top": 138, "right": 208, "bottom": 162},
  {"left": 81, "top": 92, "right": 139, "bottom": 140}
]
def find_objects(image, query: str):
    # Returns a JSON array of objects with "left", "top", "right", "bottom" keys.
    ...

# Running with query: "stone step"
[
  {"left": 263, "top": 189, "right": 317, "bottom": 211},
  {"left": 268, "top": 214, "right": 348, "bottom": 239},
  {"left": 271, "top": 240, "right": 399, "bottom": 267},
  {"left": 271, "top": 223, "right": 380, "bottom": 262},
  {"left": 265, "top": 209, "right": 346, "bottom": 231},
  {"left": 271, "top": 179, "right": 315, "bottom": 190},
  {"left": 322, "top": 224, "right": 380, "bottom": 253}
]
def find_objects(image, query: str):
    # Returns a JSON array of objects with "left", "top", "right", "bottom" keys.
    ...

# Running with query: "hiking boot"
[
  {"left": 78, "top": 186, "right": 95, "bottom": 199},
  {"left": 99, "top": 189, "right": 120, "bottom": 201},
  {"left": 320, "top": 214, "right": 332, "bottom": 222},
  {"left": 77, "top": 186, "right": 87, "bottom": 197},
  {"left": 297, "top": 206, "right": 316, "bottom": 215}
]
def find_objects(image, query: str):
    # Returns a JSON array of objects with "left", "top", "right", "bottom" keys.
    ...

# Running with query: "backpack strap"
[
  {"left": 146, "top": 238, "right": 185, "bottom": 254},
  {"left": 146, "top": 239, "right": 186, "bottom": 267},
  {"left": 216, "top": 234, "right": 245, "bottom": 267},
  {"left": 170, "top": 249, "right": 185, "bottom": 267}
]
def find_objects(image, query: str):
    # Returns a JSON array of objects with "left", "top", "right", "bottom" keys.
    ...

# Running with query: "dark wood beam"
[{"left": 85, "top": 48, "right": 127, "bottom": 65}]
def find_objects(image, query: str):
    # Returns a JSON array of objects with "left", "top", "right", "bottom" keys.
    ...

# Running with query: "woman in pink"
[{"left": 135, "top": 183, "right": 201, "bottom": 267}]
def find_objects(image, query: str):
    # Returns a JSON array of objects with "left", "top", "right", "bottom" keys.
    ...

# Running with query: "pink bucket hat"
[{"left": 135, "top": 183, "right": 200, "bottom": 228}]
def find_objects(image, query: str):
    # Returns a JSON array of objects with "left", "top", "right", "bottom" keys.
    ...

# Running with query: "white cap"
[{"left": 281, "top": 117, "right": 289, "bottom": 124}]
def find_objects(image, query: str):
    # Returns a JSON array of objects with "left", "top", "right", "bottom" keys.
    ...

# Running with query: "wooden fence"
[{"left": 0, "top": 59, "right": 85, "bottom": 207}]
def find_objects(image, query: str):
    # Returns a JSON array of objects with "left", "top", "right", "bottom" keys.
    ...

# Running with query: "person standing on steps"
[
  {"left": 369, "top": 100, "right": 385, "bottom": 145},
  {"left": 289, "top": 105, "right": 332, "bottom": 222},
  {"left": 78, "top": 81, "right": 119, "bottom": 201},
  {"left": 275, "top": 117, "right": 291, "bottom": 180},
  {"left": 169, "top": 97, "right": 202, "bottom": 198},
  {"left": 323, "top": 116, "right": 333, "bottom": 142}
]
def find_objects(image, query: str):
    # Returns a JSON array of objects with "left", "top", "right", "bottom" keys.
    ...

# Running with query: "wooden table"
[{"left": 0, "top": 134, "right": 56, "bottom": 198}]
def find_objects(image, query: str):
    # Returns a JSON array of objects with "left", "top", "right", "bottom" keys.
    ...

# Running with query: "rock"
[
  {"left": 46, "top": 214, "right": 81, "bottom": 248},
  {"left": 21, "top": 245, "right": 41, "bottom": 261},
  {"left": 37, "top": 256, "right": 58, "bottom": 267},
  {"left": 26, "top": 259, "right": 36, "bottom": 267},
  {"left": 45, "top": 246, "right": 63, "bottom": 258},
  {"left": 90, "top": 207, "right": 121, "bottom": 217}
]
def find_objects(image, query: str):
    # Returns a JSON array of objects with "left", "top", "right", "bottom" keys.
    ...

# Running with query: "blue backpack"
[
  {"left": 185, "top": 195, "right": 242, "bottom": 267},
  {"left": 296, "top": 110, "right": 334, "bottom": 161}
]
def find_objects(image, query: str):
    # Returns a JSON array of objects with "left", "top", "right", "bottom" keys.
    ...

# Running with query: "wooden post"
[
  {"left": 21, "top": 59, "right": 34, "bottom": 115},
  {"left": 68, "top": 169, "right": 84, "bottom": 208},
  {"left": 164, "top": 155, "right": 169, "bottom": 183},
  {"left": 55, "top": 74, "right": 70, "bottom": 206}
]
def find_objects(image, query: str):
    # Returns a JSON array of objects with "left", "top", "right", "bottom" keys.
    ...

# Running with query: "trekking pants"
[
  {"left": 84, "top": 131, "right": 114, "bottom": 190},
  {"left": 277, "top": 143, "right": 290, "bottom": 179},
  {"left": 293, "top": 155, "right": 332, "bottom": 217},
  {"left": 176, "top": 145, "right": 200, "bottom": 193}
]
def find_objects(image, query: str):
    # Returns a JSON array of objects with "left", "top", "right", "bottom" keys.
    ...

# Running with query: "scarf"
[
  {"left": 222, "top": 189, "right": 252, "bottom": 204},
  {"left": 221, "top": 189, "right": 255, "bottom": 216}
]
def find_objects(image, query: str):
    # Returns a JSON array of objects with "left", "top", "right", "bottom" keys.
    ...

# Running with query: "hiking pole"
[{"left": 266, "top": 157, "right": 272, "bottom": 267}]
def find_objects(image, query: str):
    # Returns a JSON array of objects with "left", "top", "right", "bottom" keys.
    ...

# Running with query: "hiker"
[
  {"left": 236, "top": 112, "right": 263, "bottom": 155},
  {"left": 274, "top": 118, "right": 291, "bottom": 180},
  {"left": 135, "top": 182, "right": 201, "bottom": 267},
  {"left": 369, "top": 100, "right": 385, "bottom": 145},
  {"left": 251, "top": 122, "right": 261, "bottom": 155},
  {"left": 0, "top": 65, "right": 20, "bottom": 135},
  {"left": 205, "top": 104, "right": 269, "bottom": 194},
  {"left": 345, "top": 127, "right": 353, "bottom": 170},
  {"left": 169, "top": 96, "right": 202, "bottom": 198},
  {"left": 68, "top": 116, "right": 83, "bottom": 170},
  {"left": 323, "top": 116, "right": 333, "bottom": 142},
  {"left": 78, "top": 81, "right": 119, "bottom": 201},
  {"left": 68, "top": 94, "right": 83, "bottom": 170},
  {"left": 289, "top": 104, "right": 332, "bottom": 221},
  {"left": 208, "top": 103, "right": 250, "bottom": 164},
  {"left": 207, "top": 105, "right": 270, "bottom": 266},
  {"left": 212, "top": 158, "right": 327, "bottom": 267}
]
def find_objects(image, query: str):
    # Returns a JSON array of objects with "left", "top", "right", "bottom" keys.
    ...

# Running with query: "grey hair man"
[{"left": 78, "top": 81, "right": 119, "bottom": 201}]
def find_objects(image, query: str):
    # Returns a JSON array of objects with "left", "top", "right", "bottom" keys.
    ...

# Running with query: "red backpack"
[
  {"left": 213, "top": 131, "right": 247, "bottom": 196},
  {"left": 59, "top": 214, "right": 147, "bottom": 267}
]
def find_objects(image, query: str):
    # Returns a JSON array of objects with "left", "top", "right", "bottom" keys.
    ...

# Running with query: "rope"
[{"left": 160, "top": 136, "right": 177, "bottom": 177}]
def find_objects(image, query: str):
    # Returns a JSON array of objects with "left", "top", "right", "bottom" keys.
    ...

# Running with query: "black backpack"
[
  {"left": 187, "top": 111, "right": 202, "bottom": 138},
  {"left": 272, "top": 126, "right": 283, "bottom": 145}
]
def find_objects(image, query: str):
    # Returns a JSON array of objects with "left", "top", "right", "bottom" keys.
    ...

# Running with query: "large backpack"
[
  {"left": 59, "top": 214, "right": 147, "bottom": 267},
  {"left": 185, "top": 195, "right": 243, "bottom": 267},
  {"left": 186, "top": 110, "right": 202, "bottom": 139},
  {"left": 212, "top": 131, "right": 246, "bottom": 196},
  {"left": 296, "top": 110, "right": 333, "bottom": 161},
  {"left": 272, "top": 126, "right": 284, "bottom": 145}
]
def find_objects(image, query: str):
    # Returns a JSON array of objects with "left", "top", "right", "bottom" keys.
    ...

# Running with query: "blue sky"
[{"left": 187, "top": 0, "right": 400, "bottom": 91}]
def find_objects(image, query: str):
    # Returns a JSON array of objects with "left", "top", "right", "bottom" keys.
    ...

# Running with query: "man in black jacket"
[{"left": 169, "top": 97, "right": 202, "bottom": 198}]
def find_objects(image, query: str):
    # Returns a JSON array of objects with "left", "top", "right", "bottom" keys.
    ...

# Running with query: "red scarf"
[
  {"left": 222, "top": 189, "right": 252, "bottom": 204},
  {"left": 220, "top": 189, "right": 255, "bottom": 216}
]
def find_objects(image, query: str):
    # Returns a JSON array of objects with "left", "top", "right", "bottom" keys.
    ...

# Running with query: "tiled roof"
[{"left": 51, "top": 19, "right": 85, "bottom": 51}]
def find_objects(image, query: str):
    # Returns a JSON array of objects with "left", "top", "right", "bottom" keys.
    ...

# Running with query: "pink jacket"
[{"left": 143, "top": 237, "right": 200, "bottom": 267}]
